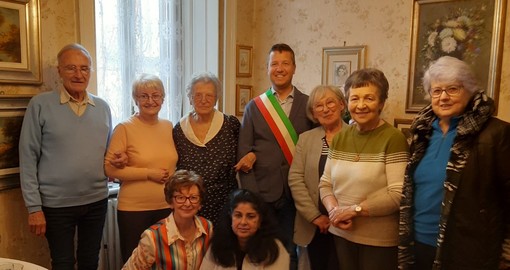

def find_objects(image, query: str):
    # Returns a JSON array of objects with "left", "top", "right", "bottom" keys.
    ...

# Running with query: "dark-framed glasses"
[
  {"left": 61, "top": 65, "right": 92, "bottom": 75},
  {"left": 173, "top": 195, "right": 200, "bottom": 204},
  {"left": 314, "top": 99, "right": 338, "bottom": 112},
  {"left": 137, "top": 94, "right": 163, "bottom": 102},
  {"left": 429, "top": 85, "right": 463, "bottom": 98}
]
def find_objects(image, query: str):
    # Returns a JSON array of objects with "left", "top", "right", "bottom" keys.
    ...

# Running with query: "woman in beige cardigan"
[{"left": 288, "top": 85, "right": 347, "bottom": 269}]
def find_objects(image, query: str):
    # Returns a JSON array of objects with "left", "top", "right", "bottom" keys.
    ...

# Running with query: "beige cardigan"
[{"left": 288, "top": 124, "right": 344, "bottom": 245}]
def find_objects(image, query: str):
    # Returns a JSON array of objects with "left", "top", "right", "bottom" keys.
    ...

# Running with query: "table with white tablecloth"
[{"left": 0, "top": 258, "right": 47, "bottom": 270}]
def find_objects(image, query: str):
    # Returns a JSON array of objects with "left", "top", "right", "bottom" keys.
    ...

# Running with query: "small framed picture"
[
  {"left": 236, "top": 45, "right": 252, "bottom": 77},
  {"left": 236, "top": 84, "right": 252, "bottom": 116},
  {"left": 0, "top": 0, "right": 42, "bottom": 85},
  {"left": 394, "top": 118, "right": 414, "bottom": 145},
  {"left": 322, "top": 46, "right": 366, "bottom": 90}
]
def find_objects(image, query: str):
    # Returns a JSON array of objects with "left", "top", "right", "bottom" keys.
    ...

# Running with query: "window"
[
  {"left": 79, "top": 0, "right": 219, "bottom": 125},
  {"left": 94, "top": 0, "right": 183, "bottom": 126}
]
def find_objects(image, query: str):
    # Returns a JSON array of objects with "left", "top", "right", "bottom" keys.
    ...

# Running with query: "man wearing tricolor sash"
[{"left": 235, "top": 43, "right": 315, "bottom": 270}]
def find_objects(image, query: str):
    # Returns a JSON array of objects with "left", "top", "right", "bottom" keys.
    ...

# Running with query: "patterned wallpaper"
[{"left": 237, "top": 0, "right": 510, "bottom": 122}]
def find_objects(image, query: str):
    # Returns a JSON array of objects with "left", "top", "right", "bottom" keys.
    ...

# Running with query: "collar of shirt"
[
  {"left": 180, "top": 109, "right": 224, "bottom": 147},
  {"left": 432, "top": 116, "right": 460, "bottom": 133},
  {"left": 165, "top": 213, "right": 209, "bottom": 245},
  {"left": 59, "top": 87, "right": 95, "bottom": 106},
  {"left": 271, "top": 86, "right": 295, "bottom": 103},
  {"left": 272, "top": 87, "right": 294, "bottom": 116}
]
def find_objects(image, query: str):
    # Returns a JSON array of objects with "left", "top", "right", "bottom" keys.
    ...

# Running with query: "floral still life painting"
[
  {"left": 421, "top": 6, "right": 485, "bottom": 71},
  {"left": 406, "top": 0, "right": 505, "bottom": 112}
]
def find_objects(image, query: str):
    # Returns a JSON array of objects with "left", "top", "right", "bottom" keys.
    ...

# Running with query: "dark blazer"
[{"left": 237, "top": 88, "right": 314, "bottom": 203}]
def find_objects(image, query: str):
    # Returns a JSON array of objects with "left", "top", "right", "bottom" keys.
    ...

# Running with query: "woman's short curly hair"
[{"left": 164, "top": 170, "right": 206, "bottom": 205}]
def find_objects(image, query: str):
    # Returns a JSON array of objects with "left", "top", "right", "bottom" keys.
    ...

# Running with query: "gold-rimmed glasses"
[
  {"left": 313, "top": 99, "right": 338, "bottom": 112},
  {"left": 137, "top": 94, "right": 163, "bottom": 102}
]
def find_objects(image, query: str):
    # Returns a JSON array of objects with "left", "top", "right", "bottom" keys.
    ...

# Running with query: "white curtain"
[{"left": 95, "top": 0, "right": 183, "bottom": 126}]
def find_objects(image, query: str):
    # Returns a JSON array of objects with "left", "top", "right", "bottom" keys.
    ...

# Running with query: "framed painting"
[
  {"left": 322, "top": 46, "right": 366, "bottom": 90},
  {"left": 406, "top": 0, "right": 506, "bottom": 112},
  {"left": 394, "top": 118, "right": 414, "bottom": 145},
  {"left": 0, "top": 96, "right": 28, "bottom": 190},
  {"left": 236, "top": 84, "right": 252, "bottom": 116},
  {"left": 236, "top": 45, "right": 252, "bottom": 77},
  {"left": 0, "top": 0, "right": 42, "bottom": 85}
]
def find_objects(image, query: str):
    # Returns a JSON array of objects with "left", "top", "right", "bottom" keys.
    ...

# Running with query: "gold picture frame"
[
  {"left": 321, "top": 46, "right": 366, "bottom": 89},
  {"left": 0, "top": 96, "right": 30, "bottom": 190},
  {"left": 406, "top": 0, "right": 506, "bottom": 113},
  {"left": 236, "top": 45, "right": 252, "bottom": 77},
  {"left": 0, "top": 0, "right": 42, "bottom": 85},
  {"left": 236, "top": 84, "right": 252, "bottom": 116}
]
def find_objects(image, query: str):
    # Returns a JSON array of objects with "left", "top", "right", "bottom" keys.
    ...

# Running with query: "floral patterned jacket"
[{"left": 398, "top": 92, "right": 510, "bottom": 269}]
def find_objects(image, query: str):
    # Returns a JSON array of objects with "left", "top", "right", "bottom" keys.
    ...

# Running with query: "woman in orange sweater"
[{"left": 105, "top": 73, "right": 178, "bottom": 262}]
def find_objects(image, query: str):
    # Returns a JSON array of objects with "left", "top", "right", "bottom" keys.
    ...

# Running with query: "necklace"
[
  {"left": 352, "top": 133, "right": 372, "bottom": 162},
  {"left": 352, "top": 123, "right": 379, "bottom": 162}
]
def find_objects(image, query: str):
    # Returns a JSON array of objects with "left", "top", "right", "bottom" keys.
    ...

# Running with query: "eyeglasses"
[
  {"left": 137, "top": 94, "right": 163, "bottom": 102},
  {"left": 313, "top": 99, "right": 338, "bottom": 112},
  {"left": 429, "top": 85, "right": 463, "bottom": 98},
  {"left": 61, "top": 65, "right": 92, "bottom": 75},
  {"left": 193, "top": 93, "right": 215, "bottom": 102},
  {"left": 173, "top": 195, "right": 200, "bottom": 204}
]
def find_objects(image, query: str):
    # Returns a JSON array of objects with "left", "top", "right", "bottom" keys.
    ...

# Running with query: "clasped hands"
[
  {"left": 328, "top": 205, "right": 358, "bottom": 230},
  {"left": 148, "top": 168, "right": 170, "bottom": 184}
]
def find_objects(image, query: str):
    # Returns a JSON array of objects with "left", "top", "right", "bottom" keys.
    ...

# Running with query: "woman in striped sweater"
[{"left": 319, "top": 68, "right": 409, "bottom": 270}]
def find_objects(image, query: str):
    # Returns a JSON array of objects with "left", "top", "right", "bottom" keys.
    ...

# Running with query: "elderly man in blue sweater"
[{"left": 19, "top": 43, "right": 112, "bottom": 270}]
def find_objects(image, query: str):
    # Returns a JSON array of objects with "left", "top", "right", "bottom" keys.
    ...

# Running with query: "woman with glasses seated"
[
  {"left": 123, "top": 170, "right": 213, "bottom": 270},
  {"left": 399, "top": 56, "right": 510, "bottom": 269},
  {"left": 173, "top": 73, "right": 240, "bottom": 225},
  {"left": 104, "top": 73, "right": 178, "bottom": 263}
]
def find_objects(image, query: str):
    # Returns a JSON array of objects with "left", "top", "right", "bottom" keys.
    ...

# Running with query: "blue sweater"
[
  {"left": 19, "top": 90, "right": 112, "bottom": 212},
  {"left": 413, "top": 117, "right": 459, "bottom": 246}
]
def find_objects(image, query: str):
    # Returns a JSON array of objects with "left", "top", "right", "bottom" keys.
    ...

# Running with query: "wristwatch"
[{"left": 354, "top": 204, "right": 362, "bottom": 215}]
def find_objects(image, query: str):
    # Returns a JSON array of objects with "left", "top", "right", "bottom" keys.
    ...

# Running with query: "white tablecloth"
[{"left": 0, "top": 258, "right": 47, "bottom": 270}]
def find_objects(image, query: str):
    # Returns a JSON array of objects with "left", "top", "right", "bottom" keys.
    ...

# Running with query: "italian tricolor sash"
[{"left": 254, "top": 89, "right": 298, "bottom": 165}]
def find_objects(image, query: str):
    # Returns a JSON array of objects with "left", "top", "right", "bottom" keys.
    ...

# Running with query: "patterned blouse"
[
  {"left": 123, "top": 214, "right": 212, "bottom": 270},
  {"left": 173, "top": 111, "right": 240, "bottom": 224}
]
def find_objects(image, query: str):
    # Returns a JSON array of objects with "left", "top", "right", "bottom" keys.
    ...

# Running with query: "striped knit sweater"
[{"left": 319, "top": 121, "right": 409, "bottom": 246}]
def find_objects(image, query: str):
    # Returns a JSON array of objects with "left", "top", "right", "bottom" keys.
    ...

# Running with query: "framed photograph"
[
  {"left": 394, "top": 118, "right": 414, "bottom": 145},
  {"left": 406, "top": 0, "right": 506, "bottom": 113},
  {"left": 236, "top": 84, "right": 252, "bottom": 116},
  {"left": 322, "top": 46, "right": 366, "bottom": 89},
  {"left": 236, "top": 45, "right": 252, "bottom": 77},
  {"left": 0, "top": 0, "right": 42, "bottom": 85},
  {"left": 0, "top": 96, "right": 28, "bottom": 190}
]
